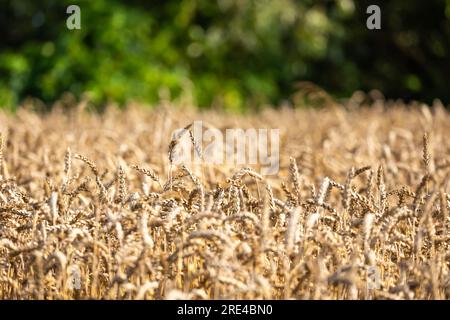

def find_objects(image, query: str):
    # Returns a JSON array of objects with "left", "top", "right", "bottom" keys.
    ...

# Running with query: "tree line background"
[{"left": 1, "top": 0, "right": 449, "bottom": 110}]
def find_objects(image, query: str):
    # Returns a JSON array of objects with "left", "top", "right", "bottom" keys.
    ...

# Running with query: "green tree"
[{"left": 0, "top": 0, "right": 449, "bottom": 110}]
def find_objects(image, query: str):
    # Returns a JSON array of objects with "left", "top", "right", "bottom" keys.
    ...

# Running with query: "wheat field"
[{"left": 0, "top": 101, "right": 449, "bottom": 300}]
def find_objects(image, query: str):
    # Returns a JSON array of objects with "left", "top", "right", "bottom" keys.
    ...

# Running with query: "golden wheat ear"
[{"left": 1, "top": 104, "right": 449, "bottom": 300}]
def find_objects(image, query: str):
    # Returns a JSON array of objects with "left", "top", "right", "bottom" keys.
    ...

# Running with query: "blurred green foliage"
[{"left": 0, "top": 0, "right": 449, "bottom": 110}]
